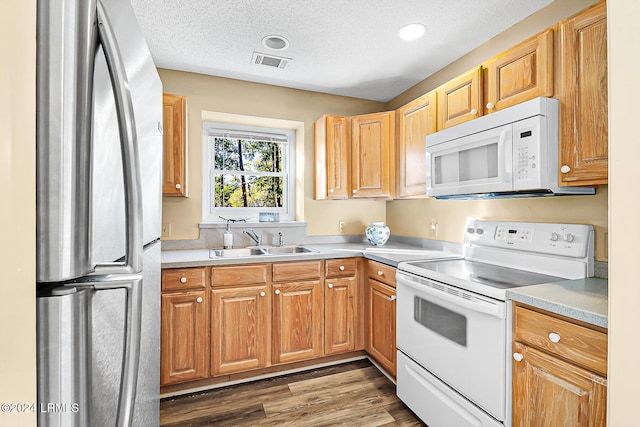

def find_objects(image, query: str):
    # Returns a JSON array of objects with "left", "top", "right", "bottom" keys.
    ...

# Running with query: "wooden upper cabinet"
[
  {"left": 437, "top": 66, "right": 483, "bottom": 129},
  {"left": 351, "top": 111, "right": 395, "bottom": 198},
  {"left": 396, "top": 91, "right": 436, "bottom": 198},
  {"left": 485, "top": 29, "right": 554, "bottom": 113},
  {"left": 162, "top": 93, "right": 187, "bottom": 196},
  {"left": 559, "top": 1, "right": 608, "bottom": 186},
  {"left": 314, "top": 115, "right": 351, "bottom": 200}
]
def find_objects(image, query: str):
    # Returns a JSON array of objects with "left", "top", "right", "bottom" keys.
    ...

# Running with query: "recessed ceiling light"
[
  {"left": 399, "top": 23, "right": 427, "bottom": 41},
  {"left": 262, "top": 35, "right": 290, "bottom": 51}
]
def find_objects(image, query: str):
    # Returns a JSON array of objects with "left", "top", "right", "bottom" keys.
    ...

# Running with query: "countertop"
[
  {"left": 162, "top": 243, "right": 608, "bottom": 328},
  {"left": 506, "top": 278, "right": 608, "bottom": 328}
]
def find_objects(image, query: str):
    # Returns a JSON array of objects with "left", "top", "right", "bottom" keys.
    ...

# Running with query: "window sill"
[{"left": 199, "top": 221, "right": 307, "bottom": 230}]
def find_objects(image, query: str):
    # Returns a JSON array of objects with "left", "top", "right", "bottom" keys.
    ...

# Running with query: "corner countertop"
[
  {"left": 506, "top": 278, "right": 608, "bottom": 329},
  {"left": 161, "top": 242, "right": 462, "bottom": 269}
]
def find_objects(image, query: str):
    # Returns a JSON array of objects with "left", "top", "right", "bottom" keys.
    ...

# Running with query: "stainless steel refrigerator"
[{"left": 36, "top": 0, "right": 162, "bottom": 425}]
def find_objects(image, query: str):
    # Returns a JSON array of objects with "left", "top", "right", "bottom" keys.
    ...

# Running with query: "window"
[{"left": 202, "top": 122, "right": 295, "bottom": 222}]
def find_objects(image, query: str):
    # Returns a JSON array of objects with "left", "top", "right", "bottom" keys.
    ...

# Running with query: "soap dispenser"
[{"left": 223, "top": 220, "right": 233, "bottom": 249}]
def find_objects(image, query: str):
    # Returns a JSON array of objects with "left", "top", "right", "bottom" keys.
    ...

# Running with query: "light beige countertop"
[{"left": 506, "top": 278, "right": 608, "bottom": 328}]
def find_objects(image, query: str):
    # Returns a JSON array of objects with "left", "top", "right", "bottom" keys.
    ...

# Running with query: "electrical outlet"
[
  {"left": 339, "top": 221, "right": 345, "bottom": 233},
  {"left": 430, "top": 218, "right": 438, "bottom": 237},
  {"left": 161, "top": 222, "right": 172, "bottom": 237}
]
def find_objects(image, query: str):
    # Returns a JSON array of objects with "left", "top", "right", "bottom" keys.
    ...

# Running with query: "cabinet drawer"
[
  {"left": 514, "top": 306, "right": 607, "bottom": 376},
  {"left": 325, "top": 258, "right": 357, "bottom": 278},
  {"left": 212, "top": 264, "right": 268, "bottom": 287},
  {"left": 162, "top": 267, "right": 207, "bottom": 291},
  {"left": 272, "top": 261, "right": 322, "bottom": 282},
  {"left": 367, "top": 260, "right": 396, "bottom": 287}
]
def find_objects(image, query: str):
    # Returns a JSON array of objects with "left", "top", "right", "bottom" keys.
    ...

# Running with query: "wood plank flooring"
[{"left": 160, "top": 359, "right": 425, "bottom": 426}]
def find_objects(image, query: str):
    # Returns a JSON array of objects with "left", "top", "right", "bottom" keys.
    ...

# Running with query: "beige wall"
[
  {"left": 160, "top": 70, "right": 387, "bottom": 239},
  {"left": 0, "top": 1, "right": 36, "bottom": 426},
  {"left": 607, "top": 1, "right": 640, "bottom": 424},
  {"left": 384, "top": 0, "right": 608, "bottom": 261}
]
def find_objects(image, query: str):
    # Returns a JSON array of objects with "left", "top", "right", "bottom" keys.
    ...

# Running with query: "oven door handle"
[{"left": 397, "top": 274, "right": 506, "bottom": 319}]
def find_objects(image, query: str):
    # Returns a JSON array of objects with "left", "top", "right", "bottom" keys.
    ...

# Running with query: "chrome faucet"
[{"left": 243, "top": 229, "right": 262, "bottom": 246}]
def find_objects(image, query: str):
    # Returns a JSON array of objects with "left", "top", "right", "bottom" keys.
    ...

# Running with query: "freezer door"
[{"left": 36, "top": 0, "right": 162, "bottom": 282}]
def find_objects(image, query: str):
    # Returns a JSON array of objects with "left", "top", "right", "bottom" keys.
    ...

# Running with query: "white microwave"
[{"left": 425, "top": 97, "right": 595, "bottom": 198}]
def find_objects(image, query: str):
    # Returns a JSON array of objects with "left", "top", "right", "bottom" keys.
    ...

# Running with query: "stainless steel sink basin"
[
  {"left": 209, "top": 245, "right": 317, "bottom": 258},
  {"left": 209, "top": 247, "right": 266, "bottom": 258},
  {"left": 262, "top": 245, "right": 318, "bottom": 255}
]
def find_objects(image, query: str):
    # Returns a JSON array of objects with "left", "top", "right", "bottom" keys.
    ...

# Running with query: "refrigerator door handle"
[
  {"left": 92, "top": 0, "right": 143, "bottom": 276},
  {"left": 77, "top": 274, "right": 143, "bottom": 427}
]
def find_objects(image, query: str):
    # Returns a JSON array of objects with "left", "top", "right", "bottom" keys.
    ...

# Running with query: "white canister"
[{"left": 365, "top": 222, "right": 390, "bottom": 246}]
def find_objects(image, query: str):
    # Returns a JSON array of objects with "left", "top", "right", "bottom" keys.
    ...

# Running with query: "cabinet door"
[
  {"left": 162, "top": 93, "right": 187, "bottom": 196},
  {"left": 559, "top": 1, "right": 608, "bottom": 186},
  {"left": 314, "top": 115, "right": 351, "bottom": 200},
  {"left": 366, "top": 279, "right": 396, "bottom": 377},
  {"left": 351, "top": 111, "right": 395, "bottom": 198},
  {"left": 161, "top": 290, "right": 208, "bottom": 385},
  {"left": 272, "top": 281, "right": 323, "bottom": 364},
  {"left": 486, "top": 29, "right": 554, "bottom": 112},
  {"left": 211, "top": 285, "right": 269, "bottom": 375},
  {"left": 324, "top": 277, "right": 356, "bottom": 355},
  {"left": 512, "top": 341, "right": 607, "bottom": 427},
  {"left": 437, "top": 66, "right": 483, "bottom": 129},
  {"left": 396, "top": 91, "right": 436, "bottom": 198}
]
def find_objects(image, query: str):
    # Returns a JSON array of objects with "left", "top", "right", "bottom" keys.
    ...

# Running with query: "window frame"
[{"left": 202, "top": 121, "right": 296, "bottom": 223}]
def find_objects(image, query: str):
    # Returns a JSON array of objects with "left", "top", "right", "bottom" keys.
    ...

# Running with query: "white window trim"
[{"left": 202, "top": 121, "right": 295, "bottom": 223}]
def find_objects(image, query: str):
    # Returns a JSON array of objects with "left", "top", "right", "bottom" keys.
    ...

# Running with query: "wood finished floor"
[{"left": 160, "top": 359, "right": 425, "bottom": 426}]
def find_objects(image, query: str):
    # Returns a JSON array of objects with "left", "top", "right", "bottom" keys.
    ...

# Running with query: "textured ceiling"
[{"left": 130, "top": 0, "right": 553, "bottom": 102}]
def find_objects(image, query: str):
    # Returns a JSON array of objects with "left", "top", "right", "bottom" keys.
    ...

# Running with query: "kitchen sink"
[{"left": 209, "top": 245, "right": 317, "bottom": 258}]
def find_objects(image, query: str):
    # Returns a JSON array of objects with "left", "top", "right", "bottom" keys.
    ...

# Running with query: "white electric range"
[{"left": 396, "top": 219, "right": 594, "bottom": 427}]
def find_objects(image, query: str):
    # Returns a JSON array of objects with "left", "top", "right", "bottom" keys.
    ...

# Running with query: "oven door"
[
  {"left": 396, "top": 271, "right": 507, "bottom": 421},
  {"left": 426, "top": 123, "right": 513, "bottom": 197}
]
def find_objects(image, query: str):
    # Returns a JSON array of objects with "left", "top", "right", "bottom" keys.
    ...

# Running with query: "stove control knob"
[
  {"left": 467, "top": 227, "right": 475, "bottom": 234},
  {"left": 563, "top": 233, "right": 575, "bottom": 243},
  {"left": 475, "top": 228, "right": 484, "bottom": 235},
  {"left": 549, "top": 232, "right": 560, "bottom": 242}
]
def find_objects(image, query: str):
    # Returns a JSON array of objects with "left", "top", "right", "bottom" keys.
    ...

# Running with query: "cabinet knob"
[
  {"left": 175, "top": 183, "right": 181, "bottom": 189},
  {"left": 377, "top": 270, "right": 384, "bottom": 276},
  {"left": 329, "top": 189, "right": 334, "bottom": 193},
  {"left": 560, "top": 165, "right": 571, "bottom": 174},
  {"left": 390, "top": 295, "right": 397, "bottom": 301},
  {"left": 486, "top": 102, "right": 494, "bottom": 109},
  {"left": 275, "top": 289, "right": 281, "bottom": 295},
  {"left": 328, "top": 283, "right": 334, "bottom": 289},
  {"left": 513, "top": 352, "right": 524, "bottom": 362},
  {"left": 339, "top": 265, "right": 345, "bottom": 271},
  {"left": 180, "top": 277, "right": 187, "bottom": 284},
  {"left": 352, "top": 189, "right": 357, "bottom": 194},
  {"left": 470, "top": 108, "right": 478, "bottom": 115},
  {"left": 259, "top": 291, "right": 266, "bottom": 297},
  {"left": 196, "top": 297, "right": 203, "bottom": 303},
  {"left": 548, "top": 332, "right": 561, "bottom": 343}
]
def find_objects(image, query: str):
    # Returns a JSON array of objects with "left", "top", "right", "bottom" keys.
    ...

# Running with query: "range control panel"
[{"left": 464, "top": 220, "right": 594, "bottom": 258}]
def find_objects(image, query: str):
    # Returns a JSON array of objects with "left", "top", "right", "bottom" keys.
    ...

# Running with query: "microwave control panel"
[{"left": 513, "top": 116, "right": 545, "bottom": 188}]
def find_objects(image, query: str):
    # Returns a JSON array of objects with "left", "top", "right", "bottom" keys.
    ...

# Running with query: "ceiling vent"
[{"left": 251, "top": 52, "right": 290, "bottom": 69}]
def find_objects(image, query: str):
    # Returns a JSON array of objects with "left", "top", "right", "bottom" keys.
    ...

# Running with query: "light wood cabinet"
[
  {"left": 160, "top": 289, "right": 208, "bottom": 385},
  {"left": 559, "top": 1, "right": 608, "bottom": 186},
  {"left": 512, "top": 304, "right": 607, "bottom": 426},
  {"left": 485, "top": 29, "right": 554, "bottom": 113},
  {"left": 211, "top": 285, "right": 269, "bottom": 376},
  {"left": 351, "top": 111, "right": 395, "bottom": 198},
  {"left": 271, "top": 280, "right": 323, "bottom": 364},
  {"left": 324, "top": 270, "right": 357, "bottom": 355},
  {"left": 365, "top": 261, "right": 396, "bottom": 377},
  {"left": 396, "top": 91, "right": 437, "bottom": 198},
  {"left": 437, "top": 66, "right": 483, "bottom": 130},
  {"left": 314, "top": 115, "right": 351, "bottom": 199},
  {"left": 162, "top": 93, "right": 187, "bottom": 197}
]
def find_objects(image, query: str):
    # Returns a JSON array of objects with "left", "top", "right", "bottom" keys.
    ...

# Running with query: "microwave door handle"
[
  {"left": 501, "top": 129, "right": 512, "bottom": 177},
  {"left": 92, "top": 0, "right": 143, "bottom": 276}
]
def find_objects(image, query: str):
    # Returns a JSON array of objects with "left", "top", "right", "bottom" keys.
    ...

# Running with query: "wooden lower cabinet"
[
  {"left": 272, "top": 281, "right": 323, "bottom": 364},
  {"left": 324, "top": 276, "right": 357, "bottom": 355},
  {"left": 160, "top": 290, "right": 209, "bottom": 385},
  {"left": 365, "top": 278, "right": 396, "bottom": 377},
  {"left": 210, "top": 285, "right": 269, "bottom": 376},
  {"left": 512, "top": 341, "right": 607, "bottom": 426}
]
